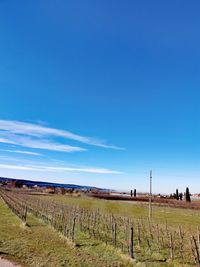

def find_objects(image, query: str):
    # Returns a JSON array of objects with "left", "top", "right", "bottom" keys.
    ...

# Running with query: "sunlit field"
[{"left": 1, "top": 189, "right": 200, "bottom": 266}]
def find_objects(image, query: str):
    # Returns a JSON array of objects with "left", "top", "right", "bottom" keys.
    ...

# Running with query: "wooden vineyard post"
[
  {"left": 190, "top": 235, "right": 200, "bottom": 266},
  {"left": 169, "top": 232, "right": 174, "bottom": 261},
  {"left": 137, "top": 221, "right": 141, "bottom": 249},
  {"left": 197, "top": 227, "right": 200, "bottom": 258},
  {"left": 113, "top": 221, "right": 117, "bottom": 248},
  {"left": 130, "top": 226, "right": 134, "bottom": 259},
  {"left": 71, "top": 216, "right": 76, "bottom": 242},
  {"left": 178, "top": 226, "right": 184, "bottom": 263}
]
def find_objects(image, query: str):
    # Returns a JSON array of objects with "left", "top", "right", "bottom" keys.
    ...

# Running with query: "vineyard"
[{"left": 1, "top": 189, "right": 200, "bottom": 266}]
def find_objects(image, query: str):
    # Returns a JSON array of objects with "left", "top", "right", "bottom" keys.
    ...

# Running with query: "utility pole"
[{"left": 149, "top": 170, "right": 152, "bottom": 220}]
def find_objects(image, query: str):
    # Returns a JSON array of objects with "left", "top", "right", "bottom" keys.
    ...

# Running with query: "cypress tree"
[
  {"left": 176, "top": 189, "right": 179, "bottom": 200},
  {"left": 134, "top": 189, "right": 136, "bottom": 197},
  {"left": 185, "top": 187, "right": 191, "bottom": 202},
  {"left": 179, "top": 192, "right": 183, "bottom": 201},
  {"left": 131, "top": 190, "right": 133, "bottom": 197}
]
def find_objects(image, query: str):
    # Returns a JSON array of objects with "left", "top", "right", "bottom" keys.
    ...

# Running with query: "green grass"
[
  {"left": 0, "top": 198, "right": 135, "bottom": 267},
  {"left": 1, "top": 193, "right": 199, "bottom": 266},
  {"left": 43, "top": 194, "right": 200, "bottom": 232}
]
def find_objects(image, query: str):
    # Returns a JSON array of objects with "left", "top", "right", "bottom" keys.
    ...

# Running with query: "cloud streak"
[
  {"left": 0, "top": 132, "right": 86, "bottom": 152},
  {"left": 0, "top": 163, "right": 123, "bottom": 174},
  {"left": 0, "top": 149, "right": 42, "bottom": 156},
  {"left": 0, "top": 120, "right": 123, "bottom": 150}
]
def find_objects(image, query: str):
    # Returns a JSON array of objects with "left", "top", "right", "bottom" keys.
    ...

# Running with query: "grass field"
[
  {"left": 42, "top": 194, "right": 200, "bottom": 231},
  {"left": 0, "top": 197, "right": 135, "bottom": 267},
  {"left": 1, "top": 192, "right": 200, "bottom": 266}
]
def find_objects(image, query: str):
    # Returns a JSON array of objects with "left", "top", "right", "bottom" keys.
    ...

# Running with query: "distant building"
[{"left": 44, "top": 186, "right": 55, "bottom": 194}]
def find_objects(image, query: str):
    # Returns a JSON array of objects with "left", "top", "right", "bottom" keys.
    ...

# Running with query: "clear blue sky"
[{"left": 0, "top": 1, "right": 199, "bottom": 193}]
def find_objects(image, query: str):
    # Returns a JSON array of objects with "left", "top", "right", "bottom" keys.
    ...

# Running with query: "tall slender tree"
[
  {"left": 185, "top": 187, "right": 191, "bottom": 202},
  {"left": 176, "top": 189, "right": 179, "bottom": 200},
  {"left": 134, "top": 189, "right": 136, "bottom": 197},
  {"left": 131, "top": 190, "right": 133, "bottom": 197}
]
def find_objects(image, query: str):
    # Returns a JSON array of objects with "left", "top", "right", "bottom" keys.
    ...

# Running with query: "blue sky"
[{"left": 0, "top": 1, "right": 200, "bottom": 193}]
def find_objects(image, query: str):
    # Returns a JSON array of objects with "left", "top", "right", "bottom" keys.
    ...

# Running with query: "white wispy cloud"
[
  {"left": 0, "top": 149, "right": 42, "bottom": 156},
  {"left": 0, "top": 164, "right": 37, "bottom": 171},
  {"left": 0, "top": 132, "right": 86, "bottom": 152},
  {"left": 0, "top": 163, "right": 123, "bottom": 174},
  {"left": 0, "top": 120, "right": 123, "bottom": 150}
]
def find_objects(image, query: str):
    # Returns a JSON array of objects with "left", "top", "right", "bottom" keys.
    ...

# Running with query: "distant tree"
[
  {"left": 134, "top": 189, "right": 136, "bottom": 197},
  {"left": 173, "top": 193, "right": 176, "bottom": 199},
  {"left": 130, "top": 190, "right": 133, "bottom": 197},
  {"left": 61, "top": 188, "right": 66, "bottom": 195},
  {"left": 71, "top": 188, "right": 75, "bottom": 194},
  {"left": 185, "top": 187, "right": 191, "bottom": 202},
  {"left": 12, "top": 180, "right": 23, "bottom": 188},
  {"left": 179, "top": 192, "right": 183, "bottom": 201},
  {"left": 176, "top": 189, "right": 179, "bottom": 200}
]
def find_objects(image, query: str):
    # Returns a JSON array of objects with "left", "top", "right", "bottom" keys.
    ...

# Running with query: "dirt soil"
[{"left": 0, "top": 258, "right": 21, "bottom": 267}]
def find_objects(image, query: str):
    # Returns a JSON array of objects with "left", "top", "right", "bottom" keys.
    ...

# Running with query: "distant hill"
[{"left": 0, "top": 176, "right": 104, "bottom": 191}]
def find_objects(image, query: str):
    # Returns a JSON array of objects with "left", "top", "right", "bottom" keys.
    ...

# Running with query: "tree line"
[{"left": 130, "top": 187, "right": 191, "bottom": 202}]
